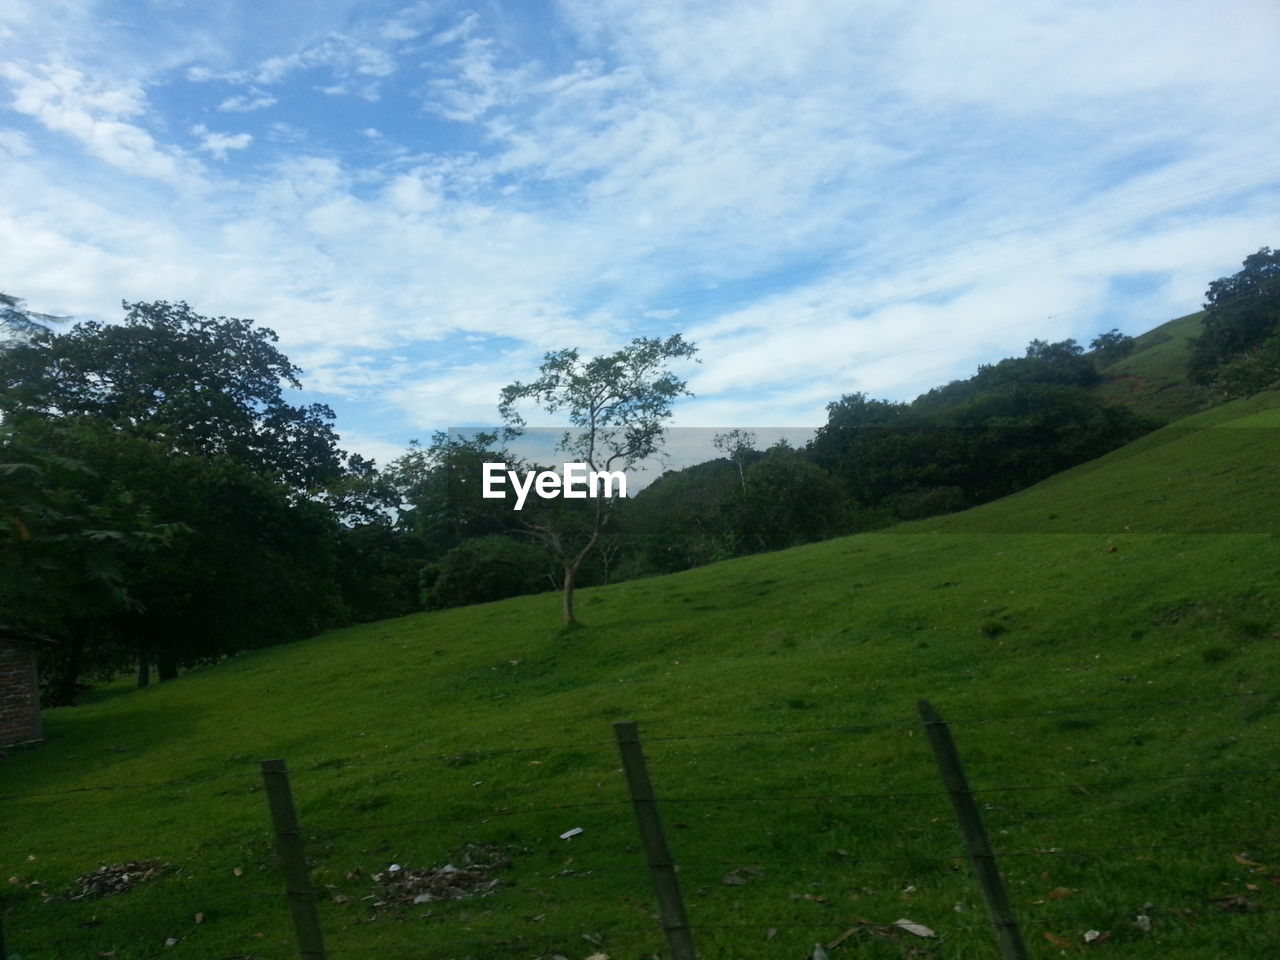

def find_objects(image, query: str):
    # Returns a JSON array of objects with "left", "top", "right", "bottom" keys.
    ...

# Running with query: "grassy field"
[
  {"left": 3, "top": 392, "right": 1278, "bottom": 960},
  {"left": 1092, "top": 312, "right": 1215, "bottom": 422}
]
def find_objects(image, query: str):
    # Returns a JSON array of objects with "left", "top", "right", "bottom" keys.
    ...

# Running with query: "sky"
[{"left": 1, "top": 0, "right": 1277, "bottom": 468}]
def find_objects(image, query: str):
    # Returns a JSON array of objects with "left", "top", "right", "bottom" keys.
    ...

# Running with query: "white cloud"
[
  {"left": 0, "top": 62, "right": 201, "bottom": 183},
  {"left": 0, "top": 128, "right": 33, "bottom": 157},
  {"left": 1, "top": 0, "right": 1277, "bottom": 453},
  {"left": 192, "top": 126, "right": 253, "bottom": 159},
  {"left": 218, "top": 92, "right": 277, "bottom": 112}
]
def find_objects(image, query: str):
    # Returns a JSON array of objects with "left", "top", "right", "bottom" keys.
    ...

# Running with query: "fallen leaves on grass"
[
  {"left": 824, "top": 917, "right": 941, "bottom": 952},
  {"left": 1211, "top": 893, "right": 1258, "bottom": 913},
  {"left": 370, "top": 863, "right": 500, "bottom": 907},
  {"left": 67, "top": 862, "right": 168, "bottom": 900},
  {"left": 367, "top": 844, "right": 513, "bottom": 910},
  {"left": 893, "top": 918, "right": 936, "bottom": 938}
]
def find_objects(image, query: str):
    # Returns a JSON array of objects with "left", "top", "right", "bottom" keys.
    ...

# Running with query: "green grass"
[
  {"left": 1093, "top": 311, "right": 1215, "bottom": 421},
  {"left": 3, "top": 392, "right": 1279, "bottom": 959}
]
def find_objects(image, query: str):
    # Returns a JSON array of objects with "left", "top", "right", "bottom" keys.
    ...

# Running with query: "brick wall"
[{"left": 0, "top": 639, "right": 43, "bottom": 747}]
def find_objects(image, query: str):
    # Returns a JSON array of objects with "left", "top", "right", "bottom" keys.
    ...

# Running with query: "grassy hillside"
[
  {"left": 1093, "top": 311, "right": 1215, "bottom": 421},
  {"left": 3, "top": 393, "right": 1278, "bottom": 959}
]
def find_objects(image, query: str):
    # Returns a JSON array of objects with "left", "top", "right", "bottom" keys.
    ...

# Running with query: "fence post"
[
  {"left": 260, "top": 758, "right": 328, "bottom": 960},
  {"left": 613, "top": 721, "right": 698, "bottom": 960},
  {"left": 918, "top": 700, "right": 1028, "bottom": 960}
]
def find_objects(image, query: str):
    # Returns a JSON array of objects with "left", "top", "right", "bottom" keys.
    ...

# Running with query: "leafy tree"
[
  {"left": 385, "top": 431, "right": 519, "bottom": 556},
  {"left": 1, "top": 421, "right": 186, "bottom": 703},
  {"left": 1207, "top": 332, "right": 1280, "bottom": 397},
  {"left": 720, "top": 443, "right": 844, "bottom": 552},
  {"left": 1089, "top": 328, "right": 1136, "bottom": 364},
  {"left": 420, "top": 534, "right": 555, "bottom": 609},
  {"left": 808, "top": 392, "right": 907, "bottom": 472},
  {"left": 333, "top": 521, "right": 428, "bottom": 622},
  {"left": 75, "top": 424, "right": 346, "bottom": 686},
  {"left": 913, "top": 339, "right": 1100, "bottom": 411},
  {"left": 1188, "top": 248, "right": 1280, "bottom": 391},
  {"left": 940, "top": 383, "right": 1159, "bottom": 502},
  {"left": 0, "top": 300, "right": 346, "bottom": 490},
  {"left": 0, "top": 301, "right": 363, "bottom": 695},
  {"left": 1024, "top": 337, "right": 1084, "bottom": 362},
  {"left": 712, "top": 429, "right": 758, "bottom": 492},
  {"left": 810, "top": 370, "right": 1158, "bottom": 525},
  {"left": 624, "top": 458, "right": 741, "bottom": 574},
  {"left": 498, "top": 334, "right": 698, "bottom": 623}
]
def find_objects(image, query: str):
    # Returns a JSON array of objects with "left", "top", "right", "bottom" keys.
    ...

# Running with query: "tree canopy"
[
  {"left": 1188, "top": 248, "right": 1280, "bottom": 395},
  {"left": 0, "top": 300, "right": 346, "bottom": 490}
]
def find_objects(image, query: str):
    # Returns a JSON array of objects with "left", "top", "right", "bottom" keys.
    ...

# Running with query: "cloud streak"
[{"left": 0, "top": 0, "right": 1276, "bottom": 461}]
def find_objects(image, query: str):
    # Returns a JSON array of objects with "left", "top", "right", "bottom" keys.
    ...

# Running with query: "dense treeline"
[
  {"left": 0, "top": 301, "right": 410, "bottom": 703},
  {"left": 2, "top": 249, "right": 1275, "bottom": 698},
  {"left": 621, "top": 341, "right": 1159, "bottom": 576},
  {"left": 1187, "top": 247, "right": 1280, "bottom": 396}
]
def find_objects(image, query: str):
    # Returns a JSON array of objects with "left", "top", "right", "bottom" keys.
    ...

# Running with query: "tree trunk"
[
  {"left": 136, "top": 649, "right": 150, "bottom": 688},
  {"left": 43, "top": 636, "right": 85, "bottom": 707},
  {"left": 157, "top": 648, "right": 178, "bottom": 681},
  {"left": 561, "top": 562, "right": 577, "bottom": 624}
]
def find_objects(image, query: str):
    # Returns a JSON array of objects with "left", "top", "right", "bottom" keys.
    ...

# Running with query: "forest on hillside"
[{"left": 2, "top": 248, "right": 1277, "bottom": 703}]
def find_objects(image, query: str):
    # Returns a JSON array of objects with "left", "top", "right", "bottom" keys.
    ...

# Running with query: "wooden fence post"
[
  {"left": 260, "top": 758, "right": 328, "bottom": 960},
  {"left": 613, "top": 721, "right": 698, "bottom": 960},
  {"left": 918, "top": 700, "right": 1029, "bottom": 960}
]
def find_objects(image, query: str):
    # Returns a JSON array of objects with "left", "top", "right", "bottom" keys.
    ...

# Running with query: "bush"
[{"left": 420, "top": 535, "right": 554, "bottom": 609}]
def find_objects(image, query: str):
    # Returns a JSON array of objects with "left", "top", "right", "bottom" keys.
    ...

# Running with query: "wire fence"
[{"left": 2, "top": 689, "right": 1277, "bottom": 959}]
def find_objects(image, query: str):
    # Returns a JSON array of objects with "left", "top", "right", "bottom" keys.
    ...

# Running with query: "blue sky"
[{"left": 2, "top": 0, "right": 1277, "bottom": 466}]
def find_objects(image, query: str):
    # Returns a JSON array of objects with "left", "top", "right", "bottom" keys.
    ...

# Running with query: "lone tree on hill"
[{"left": 498, "top": 334, "right": 698, "bottom": 624}]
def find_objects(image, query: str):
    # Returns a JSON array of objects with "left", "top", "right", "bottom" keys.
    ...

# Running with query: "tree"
[
  {"left": 719, "top": 442, "right": 844, "bottom": 552},
  {"left": 1188, "top": 248, "right": 1280, "bottom": 391},
  {"left": 420, "top": 534, "right": 555, "bottom": 609},
  {"left": 624, "top": 458, "right": 741, "bottom": 574},
  {"left": 712, "top": 429, "right": 758, "bottom": 492},
  {"left": 0, "top": 300, "right": 347, "bottom": 490},
  {"left": 385, "top": 431, "right": 519, "bottom": 555},
  {"left": 0, "top": 301, "right": 361, "bottom": 695},
  {"left": 1089, "top": 328, "right": 1136, "bottom": 364},
  {"left": 0, "top": 293, "right": 65, "bottom": 343},
  {"left": 498, "top": 334, "right": 698, "bottom": 623},
  {"left": 1207, "top": 332, "right": 1280, "bottom": 397},
  {"left": 1, "top": 420, "right": 187, "bottom": 703},
  {"left": 1024, "top": 337, "right": 1084, "bottom": 362}
]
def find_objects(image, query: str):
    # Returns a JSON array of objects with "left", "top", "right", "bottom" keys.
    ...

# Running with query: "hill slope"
[
  {"left": 1093, "top": 311, "right": 1215, "bottom": 420},
  {"left": 3, "top": 392, "right": 1278, "bottom": 959}
]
